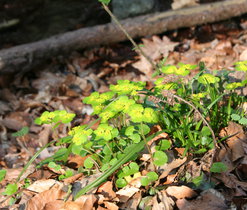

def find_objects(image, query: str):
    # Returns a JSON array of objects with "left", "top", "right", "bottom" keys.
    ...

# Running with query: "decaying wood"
[{"left": 0, "top": 0, "right": 246, "bottom": 74}]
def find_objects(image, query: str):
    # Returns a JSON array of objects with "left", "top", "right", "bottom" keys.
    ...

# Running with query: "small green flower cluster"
[
  {"left": 35, "top": 110, "right": 75, "bottom": 125},
  {"left": 161, "top": 63, "right": 197, "bottom": 76},
  {"left": 83, "top": 80, "right": 159, "bottom": 124}
]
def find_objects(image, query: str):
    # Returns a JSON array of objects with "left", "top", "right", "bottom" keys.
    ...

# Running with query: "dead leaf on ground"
[
  {"left": 27, "top": 179, "right": 61, "bottom": 193},
  {"left": 27, "top": 168, "right": 55, "bottom": 181},
  {"left": 166, "top": 185, "right": 197, "bottom": 200},
  {"left": 62, "top": 173, "right": 83, "bottom": 185},
  {"left": 215, "top": 145, "right": 235, "bottom": 172},
  {"left": 152, "top": 190, "right": 175, "bottom": 210},
  {"left": 63, "top": 194, "right": 97, "bottom": 210},
  {"left": 219, "top": 122, "right": 247, "bottom": 162},
  {"left": 132, "top": 36, "right": 178, "bottom": 76},
  {"left": 116, "top": 177, "right": 142, "bottom": 203},
  {"left": 32, "top": 72, "right": 65, "bottom": 91},
  {"left": 25, "top": 183, "right": 66, "bottom": 210},
  {"left": 214, "top": 173, "right": 247, "bottom": 196},
  {"left": 38, "top": 124, "right": 52, "bottom": 147},
  {"left": 2, "top": 111, "right": 32, "bottom": 131},
  {"left": 236, "top": 156, "right": 247, "bottom": 181},
  {"left": 67, "top": 155, "right": 88, "bottom": 169},
  {"left": 176, "top": 189, "right": 227, "bottom": 210},
  {"left": 97, "top": 181, "right": 116, "bottom": 200},
  {"left": 158, "top": 157, "right": 187, "bottom": 181},
  {"left": 239, "top": 48, "right": 247, "bottom": 60},
  {"left": 120, "top": 191, "right": 142, "bottom": 210}
]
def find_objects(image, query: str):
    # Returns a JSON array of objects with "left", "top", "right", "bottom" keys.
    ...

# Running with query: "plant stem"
[
  {"left": 16, "top": 140, "right": 57, "bottom": 183},
  {"left": 140, "top": 123, "right": 157, "bottom": 172}
]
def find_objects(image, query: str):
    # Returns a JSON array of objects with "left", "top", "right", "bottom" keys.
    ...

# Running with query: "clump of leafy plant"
[
  {"left": 4, "top": 60, "right": 246, "bottom": 203},
  {"left": 17, "top": 61, "right": 243, "bottom": 196},
  {"left": 3, "top": 0, "right": 246, "bottom": 202}
]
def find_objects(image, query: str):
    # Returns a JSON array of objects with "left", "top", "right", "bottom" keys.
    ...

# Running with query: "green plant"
[
  {"left": 59, "top": 170, "right": 74, "bottom": 180},
  {"left": 141, "top": 172, "right": 159, "bottom": 187},
  {"left": 7, "top": 60, "right": 246, "bottom": 202},
  {"left": 2, "top": 183, "right": 18, "bottom": 196},
  {"left": 210, "top": 162, "right": 228, "bottom": 173},
  {"left": 5, "top": 0, "right": 246, "bottom": 203},
  {"left": 0, "top": 170, "right": 6, "bottom": 182},
  {"left": 231, "top": 113, "right": 247, "bottom": 125},
  {"left": 12, "top": 127, "right": 29, "bottom": 137},
  {"left": 28, "top": 62, "right": 244, "bottom": 195}
]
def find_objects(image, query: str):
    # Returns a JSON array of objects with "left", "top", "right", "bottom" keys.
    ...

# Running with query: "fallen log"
[{"left": 0, "top": 0, "right": 246, "bottom": 74}]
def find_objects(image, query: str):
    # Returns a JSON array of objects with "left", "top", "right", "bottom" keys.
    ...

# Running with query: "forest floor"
[{"left": 0, "top": 13, "right": 247, "bottom": 209}]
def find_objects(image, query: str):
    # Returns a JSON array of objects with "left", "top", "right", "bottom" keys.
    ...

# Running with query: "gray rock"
[{"left": 112, "top": 0, "right": 155, "bottom": 19}]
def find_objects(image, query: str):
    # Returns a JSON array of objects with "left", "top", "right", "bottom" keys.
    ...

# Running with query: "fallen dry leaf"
[
  {"left": 132, "top": 36, "right": 178, "bottom": 76},
  {"left": 152, "top": 190, "right": 175, "bottom": 210},
  {"left": 27, "top": 179, "right": 62, "bottom": 193},
  {"left": 32, "top": 72, "right": 65, "bottom": 91},
  {"left": 2, "top": 111, "right": 32, "bottom": 131},
  {"left": 120, "top": 191, "right": 142, "bottom": 210},
  {"left": 38, "top": 124, "right": 52, "bottom": 147},
  {"left": 166, "top": 185, "right": 197, "bottom": 199},
  {"left": 219, "top": 122, "right": 247, "bottom": 162},
  {"left": 43, "top": 200, "right": 64, "bottom": 210},
  {"left": 158, "top": 157, "right": 187, "bottom": 181},
  {"left": 239, "top": 48, "right": 247, "bottom": 60},
  {"left": 214, "top": 173, "right": 247, "bottom": 196},
  {"left": 62, "top": 195, "right": 97, "bottom": 210},
  {"left": 116, "top": 177, "right": 142, "bottom": 203},
  {"left": 67, "top": 154, "right": 88, "bottom": 169},
  {"left": 176, "top": 189, "right": 228, "bottom": 210},
  {"left": 103, "top": 201, "right": 119, "bottom": 210},
  {"left": 26, "top": 183, "right": 66, "bottom": 210},
  {"left": 97, "top": 181, "right": 116, "bottom": 200}
]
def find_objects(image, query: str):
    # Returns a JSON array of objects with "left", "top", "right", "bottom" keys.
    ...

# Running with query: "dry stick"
[{"left": 101, "top": 3, "right": 157, "bottom": 70}]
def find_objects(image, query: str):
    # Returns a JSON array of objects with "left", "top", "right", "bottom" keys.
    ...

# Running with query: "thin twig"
[{"left": 101, "top": 3, "right": 157, "bottom": 70}]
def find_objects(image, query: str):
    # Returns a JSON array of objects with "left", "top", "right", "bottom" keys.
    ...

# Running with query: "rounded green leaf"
[
  {"left": 141, "top": 177, "right": 150, "bottom": 186},
  {"left": 239, "top": 117, "right": 247, "bottom": 125},
  {"left": 153, "top": 151, "right": 168, "bottom": 166},
  {"left": 138, "top": 124, "right": 150, "bottom": 135},
  {"left": 231, "top": 114, "right": 241, "bottom": 121},
  {"left": 201, "top": 126, "right": 211, "bottom": 136},
  {"left": 210, "top": 162, "right": 228, "bottom": 173},
  {"left": 161, "top": 65, "right": 177, "bottom": 74},
  {"left": 146, "top": 172, "right": 158, "bottom": 181},
  {"left": 234, "top": 61, "right": 247, "bottom": 72},
  {"left": 116, "top": 178, "right": 128, "bottom": 188},
  {"left": 130, "top": 134, "right": 141, "bottom": 143},
  {"left": 225, "top": 82, "right": 243, "bottom": 90},
  {"left": 191, "top": 92, "right": 207, "bottom": 101},
  {"left": 94, "top": 124, "right": 119, "bottom": 141},
  {"left": 125, "top": 126, "right": 135, "bottom": 136},
  {"left": 3, "top": 183, "right": 18, "bottom": 196},
  {"left": 84, "top": 157, "right": 94, "bottom": 169},
  {"left": 159, "top": 140, "right": 171, "bottom": 150}
]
